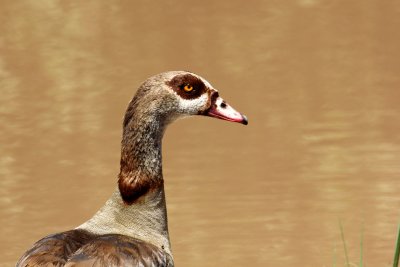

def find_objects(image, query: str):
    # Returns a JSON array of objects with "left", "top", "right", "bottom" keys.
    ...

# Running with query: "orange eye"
[{"left": 183, "top": 84, "right": 193, "bottom": 92}]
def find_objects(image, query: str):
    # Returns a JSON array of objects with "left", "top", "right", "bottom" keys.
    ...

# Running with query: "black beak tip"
[{"left": 241, "top": 115, "right": 248, "bottom": 125}]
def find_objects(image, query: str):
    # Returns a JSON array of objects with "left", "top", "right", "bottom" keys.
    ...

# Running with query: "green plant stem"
[
  {"left": 339, "top": 220, "right": 350, "bottom": 267},
  {"left": 393, "top": 224, "right": 400, "bottom": 267}
]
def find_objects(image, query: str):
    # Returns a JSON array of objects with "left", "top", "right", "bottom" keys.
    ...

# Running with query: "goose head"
[{"left": 123, "top": 71, "right": 248, "bottom": 131}]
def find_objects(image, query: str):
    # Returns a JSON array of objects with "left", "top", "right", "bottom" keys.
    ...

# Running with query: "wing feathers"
[{"left": 17, "top": 230, "right": 172, "bottom": 267}]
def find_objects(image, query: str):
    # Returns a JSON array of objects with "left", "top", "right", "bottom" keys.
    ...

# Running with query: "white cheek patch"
[{"left": 177, "top": 93, "right": 208, "bottom": 115}]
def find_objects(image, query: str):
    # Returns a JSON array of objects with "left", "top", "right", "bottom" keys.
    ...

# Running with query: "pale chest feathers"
[{"left": 77, "top": 189, "right": 172, "bottom": 257}]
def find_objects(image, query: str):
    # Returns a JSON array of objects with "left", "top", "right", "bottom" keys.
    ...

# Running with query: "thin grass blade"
[
  {"left": 339, "top": 220, "right": 350, "bottom": 267},
  {"left": 393, "top": 224, "right": 400, "bottom": 267}
]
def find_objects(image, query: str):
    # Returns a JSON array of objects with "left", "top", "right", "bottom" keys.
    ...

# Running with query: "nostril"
[{"left": 220, "top": 102, "right": 227, "bottom": 109}]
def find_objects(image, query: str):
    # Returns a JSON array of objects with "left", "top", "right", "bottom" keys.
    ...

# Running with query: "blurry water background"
[{"left": 1, "top": 1, "right": 400, "bottom": 266}]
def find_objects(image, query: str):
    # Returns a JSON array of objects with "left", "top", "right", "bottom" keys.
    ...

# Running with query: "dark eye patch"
[{"left": 167, "top": 74, "right": 206, "bottom": 100}]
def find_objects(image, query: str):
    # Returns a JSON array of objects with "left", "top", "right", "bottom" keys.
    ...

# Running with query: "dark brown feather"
[
  {"left": 65, "top": 234, "right": 172, "bottom": 267},
  {"left": 17, "top": 230, "right": 172, "bottom": 267},
  {"left": 118, "top": 170, "right": 164, "bottom": 204},
  {"left": 16, "top": 229, "right": 94, "bottom": 267}
]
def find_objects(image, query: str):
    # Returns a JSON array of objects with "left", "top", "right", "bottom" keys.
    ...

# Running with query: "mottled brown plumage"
[
  {"left": 16, "top": 230, "right": 92, "bottom": 267},
  {"left": 17, "top": 230, "right": 172, "bottom": 267},
  {"left": 65, "top": 234, "right": 172, "bottom": 267}
]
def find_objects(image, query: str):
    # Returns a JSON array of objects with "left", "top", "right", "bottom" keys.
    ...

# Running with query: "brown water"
[{"left": 1, "top": 1, "right": 400, "bottom": 266}]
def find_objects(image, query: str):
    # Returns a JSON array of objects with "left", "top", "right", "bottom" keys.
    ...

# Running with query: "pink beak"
[{"left": 205, "top": 95, "right": 248, "bottom": 125}]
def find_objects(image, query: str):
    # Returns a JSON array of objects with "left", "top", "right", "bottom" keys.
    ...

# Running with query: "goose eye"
[{"left": 183, "top": 84, "right": 193, "bottom": 92}]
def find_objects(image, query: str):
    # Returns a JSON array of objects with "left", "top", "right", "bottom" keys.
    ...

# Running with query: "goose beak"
[{"left": 205, "top": 95, "right": 248, "bottom": 125}]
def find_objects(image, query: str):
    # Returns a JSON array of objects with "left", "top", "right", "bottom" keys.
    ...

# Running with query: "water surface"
[{"left": 1, "top": 1, "right": 400, "bottom": 266}]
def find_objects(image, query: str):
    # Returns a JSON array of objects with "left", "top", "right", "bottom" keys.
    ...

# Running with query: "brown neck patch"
[{"left": 118, "top": 171, "right": 163, "bottom": 204}]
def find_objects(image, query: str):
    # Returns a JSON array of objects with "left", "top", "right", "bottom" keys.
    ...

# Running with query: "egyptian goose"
[{"left": 17, "top": 71, "right": 248, "bottom": 267}]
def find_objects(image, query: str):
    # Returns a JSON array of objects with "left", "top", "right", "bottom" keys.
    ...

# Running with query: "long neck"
[
  {"left": 118, "top": 100, "right": 169, "bottom": 204},
  {"left": 121, "top": 112, "right": 165, "bottom": 178},
  {"left": 78, "top": 101, "right": 173, "bottom": 256}
]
